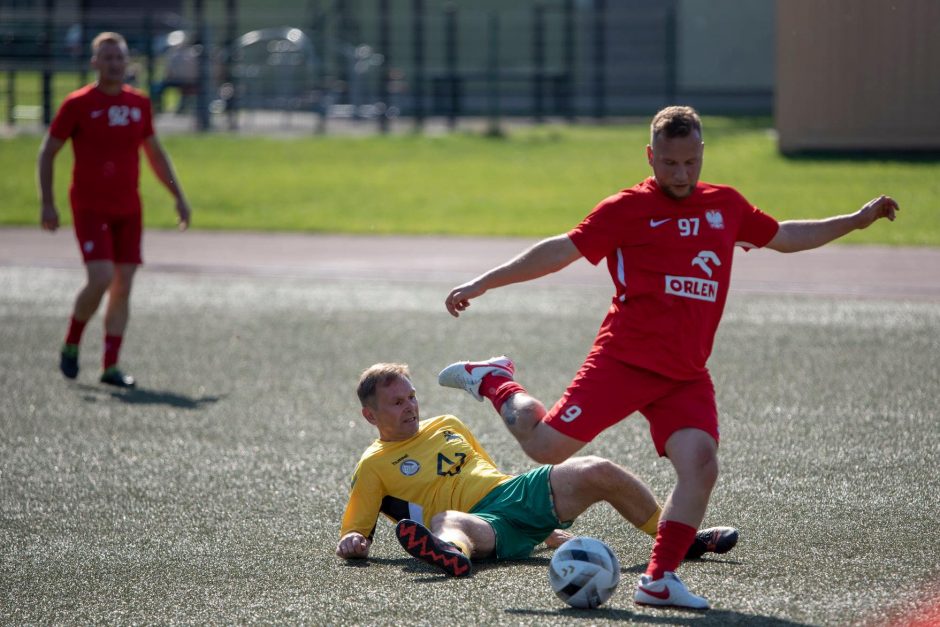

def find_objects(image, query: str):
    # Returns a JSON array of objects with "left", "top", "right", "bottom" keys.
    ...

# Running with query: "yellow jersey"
[{"left": 339, "top": 415, "right": 513, "bottom": 538}]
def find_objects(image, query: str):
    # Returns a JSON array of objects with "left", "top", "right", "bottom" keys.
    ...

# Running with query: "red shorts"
[
  {"left": 543, "top": 350, "right": 718, "bottom": 457},
  {"left": 71, "top": 210, "right": 143, "bottom": 265}
]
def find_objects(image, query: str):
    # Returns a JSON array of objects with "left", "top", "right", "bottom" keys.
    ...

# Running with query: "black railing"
[{"left": 0, "top": 0, "right": 773, "bottom": 133}]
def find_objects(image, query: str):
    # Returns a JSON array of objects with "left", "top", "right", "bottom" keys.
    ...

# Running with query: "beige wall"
[{"left": 776, "top": 0, "right": 940, "bottom": 152}]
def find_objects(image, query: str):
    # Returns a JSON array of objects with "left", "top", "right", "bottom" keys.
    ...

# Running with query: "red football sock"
[
  {"left": 64, "top": 316, "right": 88, "bottom": 346},
  {"left": 103, "top": 334, "right": 123, "bottom": 369},
  {"left": 646, "top": 520, "right": 697, "bottom": 580},
  {"left": 480, "top": 373, "right": 525, "bottom": 414}
]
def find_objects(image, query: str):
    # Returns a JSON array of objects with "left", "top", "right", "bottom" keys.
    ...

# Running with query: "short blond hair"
[
  {"left": 650, "top": 105, "right": 702, "bottom": 143},
  {"left": 91, "top": 32, "right": 128, "bottom": 55},
  {"left": 357, "top": 363, "right": 411, "bottom": 408}
]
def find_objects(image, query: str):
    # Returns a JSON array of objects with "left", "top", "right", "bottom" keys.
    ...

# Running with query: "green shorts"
[{"left": 468, "top": 465, "right": 572, "bottom": 560}]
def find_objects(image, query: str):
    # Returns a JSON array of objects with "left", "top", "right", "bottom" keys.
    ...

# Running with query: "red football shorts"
[
  {"left": 543, "top": 349, "right": 719, "bottom": 457},
  {"left": 71, "top": 210, "right": 143, "bottom": 265}
]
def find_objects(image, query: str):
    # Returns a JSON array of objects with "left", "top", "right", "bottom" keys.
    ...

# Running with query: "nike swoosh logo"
[
  {"left": 464, "top": 364, "right": 509, "bottom": 378},
  {"left": 90, "top": 109, "right": 104, "bottom": 118},
  {"left": 639, "top": 585, "right": 670, "bottom": 600},
  {"left": 650, "top": 218, "right": 672, "bottom": 228}
]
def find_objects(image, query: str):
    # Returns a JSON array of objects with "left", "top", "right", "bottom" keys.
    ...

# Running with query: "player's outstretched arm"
[
  {"left": 143, "top": 135, "right": 191, "bottom": 230},
  {"left": 765, "top": 195, "right": 899, "bottom": 253},
  {"left": 336, "top": 531, "right": 372, "bottom": 559},
  {"left": 445, "top": 234, "right": 582, "bottom": 317},
  {"left": 37, "top": 134, "right": 66, "bottom": 232}
]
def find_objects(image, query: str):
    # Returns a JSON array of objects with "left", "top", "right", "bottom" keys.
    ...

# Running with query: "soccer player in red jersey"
[
  {"left": 337, "top": 363, "right": 737, "bottom": 577},
  {"left": 38, "top": 32, "right": 192, "bottom": 388},
  {"left": 439, "top": 106, "right": 899, "bottom": 609}
]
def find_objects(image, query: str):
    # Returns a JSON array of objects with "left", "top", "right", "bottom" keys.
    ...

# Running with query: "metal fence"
[{"left": 0, "top": 0, "right": 771, "bottom": 134}]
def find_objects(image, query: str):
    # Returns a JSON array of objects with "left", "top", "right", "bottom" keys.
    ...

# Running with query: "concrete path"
[{"left": 2, "top": 227, "right": 939, "bottom": 301}]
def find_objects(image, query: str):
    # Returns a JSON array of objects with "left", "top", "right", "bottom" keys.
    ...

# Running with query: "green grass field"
[
  {"left": 2, "top": 121, "right": 938, "bottom": 245},
  {"left": 2, "top": 266, "right": 939, "bottom": 625}
]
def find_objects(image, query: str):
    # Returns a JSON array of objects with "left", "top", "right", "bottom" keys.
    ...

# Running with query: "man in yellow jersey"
[{"left": 336, "top": 363, "right": 737, "bottom": 577}]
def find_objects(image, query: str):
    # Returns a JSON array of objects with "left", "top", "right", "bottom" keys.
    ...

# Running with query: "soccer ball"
[{"left": 548, "top": 536, "right": 620, "bottom": 609}]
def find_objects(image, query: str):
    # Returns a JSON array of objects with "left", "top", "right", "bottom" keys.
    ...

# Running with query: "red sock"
[
  {"left": 646, "top": 520, "right": 697, "bottom": 580},
  {"left": 103, "top": 335, "right": 123, "bottom": 369},
  {"left": 480, "top": 374, "right": 525, "bottom": 414},
  {"left": 65, "top": 317, "right": 88, "bottom": 346}
]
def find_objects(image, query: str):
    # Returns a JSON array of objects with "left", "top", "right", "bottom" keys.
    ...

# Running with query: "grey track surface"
[
  {"left": 3, "top": 227, "right": 940, "bottom": 625},
  {"left": 2, "top": 226, "right": 940, "bottom": 300}
]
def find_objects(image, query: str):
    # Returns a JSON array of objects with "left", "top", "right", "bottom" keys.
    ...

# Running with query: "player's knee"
[
  {"left": 552, "top": 456, "right": 628, "bottom": 505},
  {"left": 686, "top": 446, "right": 719, "bottom": 490},
  {"left": 575, "top": 454, "right": 611, "bottom": 474},
  {"left": 429, "top": 511, "right": 449, "bottom": 531},
  {"left": 86, "top": 271, "right": 114, "bottom": 293},
  {"left": 109, "top": 280, "right": 133, "bottom": 300},
  {"left": 579, "top": 456, "right": 625, "bottom": 491},
  {"left": 667, "top": 429, "right": 718, "bottom": 483},
  {"left": 699, "top": 453, "right": 719, "bottom": 489},
  {"left": 429, "top": 510, "right": 465, "bottom": 534},
  {"left": 509, "top": 394, "right": 546, "bottom": 422},
  {"left": 111, "top": 269, "right": 137, "bottom": 298}
]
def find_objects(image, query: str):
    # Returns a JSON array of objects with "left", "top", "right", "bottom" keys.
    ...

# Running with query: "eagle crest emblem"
[{"left": 705, "top": 210, "right": 724, "bottom": 230}]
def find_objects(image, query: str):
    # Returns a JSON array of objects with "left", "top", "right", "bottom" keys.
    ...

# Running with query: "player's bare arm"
[
  {"left": 37, "top": 134, "right": 66, "bottom": 232},
  {"left": 336, "top": 531, "right": 371, "bottom": 559},
  {"left": 445, "top": 234, "right": 582, "bottom": 317},
  {"left": 143, "top": 135, "right": 192, "bottom": 230},
  {"left": 765, "top": 195, "right": 899, "bottom": 253}
]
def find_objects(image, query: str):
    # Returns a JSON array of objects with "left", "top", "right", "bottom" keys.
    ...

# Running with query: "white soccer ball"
[{"left": 548, "top": 536, "right": 621, "bottom": 609}]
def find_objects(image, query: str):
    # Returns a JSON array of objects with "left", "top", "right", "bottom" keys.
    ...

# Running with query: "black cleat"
[
  {"left": 685, "top": 526, "right": 739, "bottom": 560},
  {"left": 100, "top": 367, "right": 136, "bottom": 389},
  {"left": 395, "top": 519, "right": 471, "bottom": 577},
  {"left": 59, "top": 345, "right": 79, "bottom": 379}
]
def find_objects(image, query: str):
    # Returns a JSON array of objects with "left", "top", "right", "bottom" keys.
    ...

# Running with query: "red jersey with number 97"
[
  {"left": 568, "top": 177, "right": 779, "bottom": 380},
  {"left": 49, "top": 84, "right": 155, "bottom": 216}
]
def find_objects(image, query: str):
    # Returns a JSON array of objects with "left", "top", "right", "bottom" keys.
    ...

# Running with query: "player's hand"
[
  {"left": 176, "top": 198, "right": 191, "bottom": 231},
  {"left": 40, "top": 202, "right": 60, "bottom": 232},
  {"left": 855, "top": 195, "right": 899, "bottom": 230},
  {"left": 545, "top": 529, "right": 574, "bottom": 549},
  {"left": 336, "top": 532, "right": 371, "bottom": 559},
  {"left": 445, "top": 281, "right": 486, "bottom": 318}
]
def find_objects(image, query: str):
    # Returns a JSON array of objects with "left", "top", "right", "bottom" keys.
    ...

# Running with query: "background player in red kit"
[
  {"left": 439, "top": 106, "right": 899, "bottom": 609},
  {"left": 38, "top": 31, "right": 191, "bottom": 388}
]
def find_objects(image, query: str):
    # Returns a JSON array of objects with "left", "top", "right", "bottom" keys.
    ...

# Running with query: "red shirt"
[
  {"left": 568, "top": 177, "right": 779, "bottom": 380},
  {"left": 49, "top": 84, "right": 155, "bottom": 216}
]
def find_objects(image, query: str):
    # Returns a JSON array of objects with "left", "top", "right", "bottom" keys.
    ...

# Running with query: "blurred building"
[
  {"left": 776, "top": 0, "right": 940, "bottom": 153},
  {"left": 5, "top": 0, "right": 939, "bottom": 153}
]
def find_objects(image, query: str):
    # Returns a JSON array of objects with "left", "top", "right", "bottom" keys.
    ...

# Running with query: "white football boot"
[
  {"left": 437, "top": 356, "right": 515, "bottom": 401},
  {"left": 634, "top": 571, "right": 710, "bottom": 610}
]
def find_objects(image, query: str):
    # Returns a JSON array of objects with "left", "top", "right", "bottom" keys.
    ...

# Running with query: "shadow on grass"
[
  {"left": 342, "top": 557, "right": 410, "bottom": 567},
  {"left": 367, "top": 556, "right": 804, "bottom": 624},
  {"left": 685, "top": 556, "right": 744, "bottom": 567},
  {"left": 346, "top": 554, "right": 744, "bottom": 580},
  {"left": 495, "top": 558, "right": 794, "bottom": 625},
  {"left": 505, "top": 606, "right": 812, "bottom": 625},
  {"left": 75, "top": 383, "right": 225, "bottom": 409},
  {"left": 480, "top": 557, "right": 741, "bottom": 576},
  {"left": 342, "top": 556, "right": 801, "bottom": 624},
  {"left": 341, "top": 556, "right": 463, "bottom": 583},
  {"left": 781, "top": 150, "right": 940, "bottom": 164}
]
